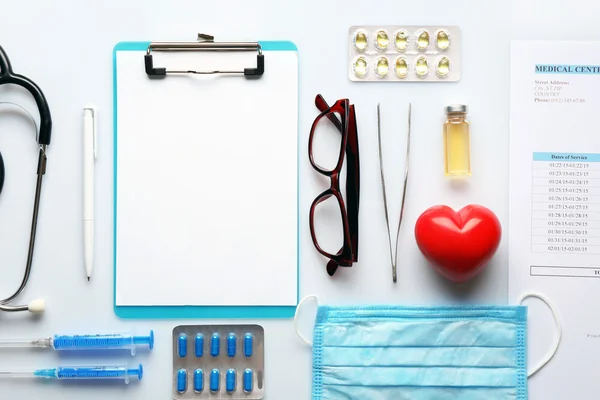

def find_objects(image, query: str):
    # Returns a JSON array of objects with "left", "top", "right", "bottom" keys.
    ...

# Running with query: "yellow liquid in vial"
[
  {"left": 444, "top": 119, "right": 471, "bottom": 176},
  {"left": 436, "top": 30, "right": 450, "bottom": 50}
]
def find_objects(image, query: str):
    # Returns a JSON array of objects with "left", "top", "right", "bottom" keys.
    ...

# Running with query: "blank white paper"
[{"left": 115, "top": 48, "right": 298, "bottom": 306}]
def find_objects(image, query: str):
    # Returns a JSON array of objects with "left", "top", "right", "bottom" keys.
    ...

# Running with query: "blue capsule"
[
  {"left": 178, "top": 334, "right": 188, "bottom": 358},
  {"left": 210, "top": 369, "right": 220, "bottom": 392},
  {"left": 226, "top": 369, "right": 236, "bottom": 393},
  {"left": 243, "top": 368, "right": 253, "bottom": 393},
  {"left": 194, "top": 369, "right": 203, "bottom": 392},
  {"left": 195, "top": 333, "right": 204, "bottom": 358},
  {"left": 211, "top": 333, "right": 220, "bottom": 357},
  {"left": 177, "top": 369, "right": 187, "bottom": 393},
  {"left": 227, "top": 333, "right": 237, "bottom": 357},
  {"left": 244, "top": 333, "right": 253, "bottom": 358}
]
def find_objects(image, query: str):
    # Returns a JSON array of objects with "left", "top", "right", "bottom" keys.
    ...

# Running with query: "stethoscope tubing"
[{"left": 0, "top": 45, "right": 52, "bottom": 313}]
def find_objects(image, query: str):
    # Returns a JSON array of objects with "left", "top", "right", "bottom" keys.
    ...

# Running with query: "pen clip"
[{"left": 84, "top": 106, "right": 97, "bottom": 159}]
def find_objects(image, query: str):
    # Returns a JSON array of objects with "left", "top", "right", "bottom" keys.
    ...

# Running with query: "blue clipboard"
[{"left": 112, "top": 40, "right": 299, "bottom": 319}]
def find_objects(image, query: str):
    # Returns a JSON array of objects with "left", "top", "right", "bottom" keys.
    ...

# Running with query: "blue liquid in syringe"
[
  {"left": 51, "top": 331, "right": 154, "bottom": 354},
  {"left": 33, "top": 364, "right": 143, "bottom": 383}
]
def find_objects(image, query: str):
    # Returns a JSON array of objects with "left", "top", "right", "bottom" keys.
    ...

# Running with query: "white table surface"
[{"left": 0, "top": 0, "right": 597, "bottom": 398}]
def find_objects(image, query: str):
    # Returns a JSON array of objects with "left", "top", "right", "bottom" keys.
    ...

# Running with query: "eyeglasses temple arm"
[
  {"left": 314, "top": 94, "right": 360, "bottom": 262},
  {"left": 314, "top": 94, "right": 343, "bottom": 131}
]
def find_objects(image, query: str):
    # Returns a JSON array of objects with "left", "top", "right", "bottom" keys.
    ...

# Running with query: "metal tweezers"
[{"left": 377, "top": 103, "right": 411, "bottom": 283}]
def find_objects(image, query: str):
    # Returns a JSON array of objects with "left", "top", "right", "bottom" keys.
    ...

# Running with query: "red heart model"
[{"left": 414, "top": 204, "right": 502, "bottom": 283}]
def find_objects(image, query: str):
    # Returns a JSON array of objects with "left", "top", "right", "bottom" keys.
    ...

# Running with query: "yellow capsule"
[
  {"left": 395, "top": 30, "right": 408, "bottom": 51},
  {"left": 395, "top": 57, "right": 409, "bottom": 78},
  {"left": 415, "top": 56, "right": 429, "bottom": 78},
  {"left": 353, "top": 57, "right": 368, "bottom": 78},
  {"left": 375, "top": 57, "right": 389, "bottom": 78},
  {"left": 437, "top": 57, "right": 450, "bottom": 77},
  {"left": 436, "top": 30, "right": 450, "bottom": 50},
  {"left": 354, "top": 31, "right": 368, "bottom": 51},
  {"left": 416, "top": 30, "right": 430, "bottom": 50},
  {"left": 375, "top": 30, "right": 389, "bottom": 50}
]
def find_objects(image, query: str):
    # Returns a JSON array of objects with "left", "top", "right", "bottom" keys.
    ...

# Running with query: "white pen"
[{"left": 83, "top": 106, "right": 97, "bottom": 281}]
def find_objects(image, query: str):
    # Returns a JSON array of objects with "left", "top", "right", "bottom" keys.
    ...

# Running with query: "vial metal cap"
[{"left": 445, "top": 104, "right": 468, "bottom": 114}]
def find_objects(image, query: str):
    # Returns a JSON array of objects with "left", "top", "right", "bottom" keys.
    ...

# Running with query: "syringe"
[
  {"left": 0, "top": 364, "right": 143, "bottom": 384},
  {"left": 0, "top": 331, "right": 153, "bottom": 355}
]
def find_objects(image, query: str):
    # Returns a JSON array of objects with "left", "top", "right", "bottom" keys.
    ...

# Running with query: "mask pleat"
[
  {"left": 322, "top": 320, "right": 517, "bottom": 347},
  {"left": 321, "top": 366, "right": 517, "bottom": 387},
  {"left": 321, "top": 384, "right": 517, "bottom": 400},
  {"left": 322, "top": 346, "right": 516, "bottom": 367}
]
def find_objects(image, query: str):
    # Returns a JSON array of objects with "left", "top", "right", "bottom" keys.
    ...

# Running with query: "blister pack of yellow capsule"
[{"left": 348, "top": 25, "right": 461, "bottom": 82}]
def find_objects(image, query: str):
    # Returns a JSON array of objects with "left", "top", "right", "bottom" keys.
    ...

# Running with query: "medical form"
[{"left": 509, "top": 41, "right": 600, "bottom": 400}]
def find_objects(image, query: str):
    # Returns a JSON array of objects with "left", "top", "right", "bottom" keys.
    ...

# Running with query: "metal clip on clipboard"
[{"left": 144, "top": 33, "right": 264, "bottom": 79}]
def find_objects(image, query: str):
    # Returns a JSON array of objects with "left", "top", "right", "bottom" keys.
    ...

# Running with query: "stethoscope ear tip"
[{"left": 27, "top": 299, "right": 45, "bottom": 314}]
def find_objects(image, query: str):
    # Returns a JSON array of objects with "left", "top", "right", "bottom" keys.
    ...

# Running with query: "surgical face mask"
[{"left": 294, "top": 294, "right": 561, "bottom": 400}]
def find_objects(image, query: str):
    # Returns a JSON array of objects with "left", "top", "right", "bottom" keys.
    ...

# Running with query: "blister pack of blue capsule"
[{"left": 173, "top": 325, "right": 264, "bottom": 399}]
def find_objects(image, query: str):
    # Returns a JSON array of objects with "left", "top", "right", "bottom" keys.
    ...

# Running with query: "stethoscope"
[{"left": 0, "top": 45, "right": 51, "bottom": 314}]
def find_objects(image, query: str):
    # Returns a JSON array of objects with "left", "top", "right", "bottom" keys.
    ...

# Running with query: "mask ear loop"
[
  {"left": 518, "top": 292, "right": 562, "bottom": 378},
  {"left": 294, "top": 295, "right": 320, "bottom": 346}
]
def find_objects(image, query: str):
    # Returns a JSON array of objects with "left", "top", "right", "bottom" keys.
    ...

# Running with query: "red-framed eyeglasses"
[{"left": 308, "top": 94, "right": 360, "bottom": 276}]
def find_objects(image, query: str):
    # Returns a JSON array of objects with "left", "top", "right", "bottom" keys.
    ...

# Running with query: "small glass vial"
[{"left": 443, "top": 105, "right": 471, "bottom": 176}]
